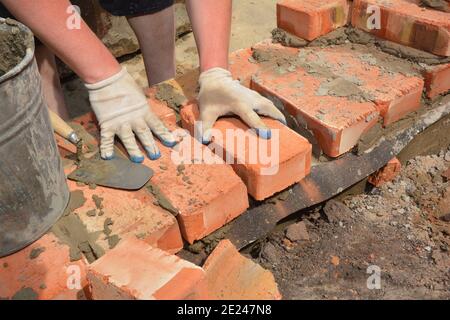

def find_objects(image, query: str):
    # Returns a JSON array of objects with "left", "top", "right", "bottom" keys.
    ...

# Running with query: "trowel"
[{"left": 49, "top": 110, "right": 154, "bottom": 190}]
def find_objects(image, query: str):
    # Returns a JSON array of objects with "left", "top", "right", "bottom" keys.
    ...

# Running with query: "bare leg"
[
  {"left": 2, "top": 0, "right": 120, "bottom": 84},
  {"left": 185, "top": 0, "right": 231, "bottom": 72},
  {"left": 35, "top": 45, "right": 70, "bottom": 120},
  {"left": 127, "top": 5, "right": 176, "bottom": 86}
]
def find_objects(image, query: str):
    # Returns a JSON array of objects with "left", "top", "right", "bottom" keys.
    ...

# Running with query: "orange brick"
[
  {"left": 87, "top": 238, "right": 208, "bottom": 300},
  {"left": 277, "top": 0, "right": 351, "bottom": 41},
  {"left": 0, "top": 233, "right": 88, "bottom": 300},
  {"left": 352, "top": 0, "right": 450, "bottom": 56},
  {"left": 293, "top": 45, "right": 424, "bottom": 126},
  {"left": 203, "top": 240, "right": 281, "bottom": 300},
  {"left": 65, "top": 181, "right": 184, "bottom": 255},
  {"left": 229, "top": 47, "right": 264, "bottom": 88},
  {"left": 423, "top": 63, "right": 450, "bottom": 99},
  {"left": 63, "top": 117, "right": 184, "bottom": 254},
  {"left": 368, "top": 157, "right": 402, "bottom": 187},
  {"left": 145, "top": 87, "right": 178, "bottom": 123},
  {"left": 141, "top": 128, "right": 249, "bottom": 243},
  {"left": 73, "top": 108, "right": 249, "bottom": 244},
  {"left": 180, "top": 104, "right": 312, "bottom": 200},
  {"left": 251, "top": 45, "right": 424, "bottom": 156}
]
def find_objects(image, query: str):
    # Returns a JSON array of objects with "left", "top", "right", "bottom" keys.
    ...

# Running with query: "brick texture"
[
  {"left": 352, "top": 0, "right": 450, "bottom": 56},
  {"left": 277, "top": 0, "right": 351, "bottom": 41},
  {"left": 87, "top": 238, "right": 208, "bottom": 300}
]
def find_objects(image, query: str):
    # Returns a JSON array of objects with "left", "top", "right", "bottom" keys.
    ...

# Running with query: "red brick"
[
  {"left": 0, "top": 233, "right": 88, "bottom": 300},
  {"left": 352, "top": 0, "right": 450, "bottom": 56},
  {"left": 423, "top": 63, "right": 450, "bottom": 99},
  {"left": 59, "top": 122, "right": 184, "bottom": 254},
  {"left": 72, "top": 109, "right": 249, "bottom": 244},
  {"left": 368, "top": 157, "right": 402, "bottom": 187},
  {"left": 180, "top": 104, "right": 312, "bottom": 200},
  {"left": 277, "top": 0, "right": 351, "bottom": 41},
  {"left": 87, "top": 238, "right": 208, "bottom": 300},
  {"left": 65, "top": 181, "right": 184, "bottom": 254},
  {"left": 294, "top": 45, "right": 424, "bottom": 126},
  {"left": 142, "top": 123, "right": 249, "bottom": 243},
  {"left": 203, "top": 240, "right": 281, "bottom": 300},
  {"left": 251, "top": 45, "right": 424, "bottom": 156}
]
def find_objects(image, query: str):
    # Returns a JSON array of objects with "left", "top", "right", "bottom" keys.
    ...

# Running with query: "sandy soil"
[{"left": 256, "top": 150, "right": 450, "bottom": 300}]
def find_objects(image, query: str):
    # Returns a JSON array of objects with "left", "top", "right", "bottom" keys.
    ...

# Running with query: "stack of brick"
[
  {"left": 351, "top": 0, "right": 450, "bottom": 98},
  {"left": 276, "top": 0, "right": 450, "bottom": 99}
]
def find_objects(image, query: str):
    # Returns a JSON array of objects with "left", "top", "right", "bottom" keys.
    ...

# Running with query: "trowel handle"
[{"left": 48, "top": 109, "right": 80, "bottom": 145}]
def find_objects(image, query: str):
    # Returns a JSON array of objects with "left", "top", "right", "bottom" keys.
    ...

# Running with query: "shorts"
[
  {"left": 99, "top": 0, "right": 174, "bottom": 17},
  {"left": 0, "top": 4, "right": 12, "bottom": 19}
]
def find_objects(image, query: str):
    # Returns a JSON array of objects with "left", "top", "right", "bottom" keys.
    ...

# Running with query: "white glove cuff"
[
  {"left": 84, "top": 66, "right": 127, "bottom": 90},
  {"left": 199, "top": 67, "right": 232, "bottom": 86}
]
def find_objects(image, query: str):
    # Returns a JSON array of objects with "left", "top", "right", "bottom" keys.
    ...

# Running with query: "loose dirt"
[{"left": 256, "top": 150, "right": 450, "bottom": 299}]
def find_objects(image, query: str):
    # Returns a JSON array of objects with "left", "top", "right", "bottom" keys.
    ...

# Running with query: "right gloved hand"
[{"left": 85, "top": 67, "right": 177, "bottom": 163}]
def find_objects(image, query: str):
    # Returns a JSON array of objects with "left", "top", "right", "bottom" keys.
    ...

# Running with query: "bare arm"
[{"left": 2, "top": 0, "right": 120, "bottom": 83}]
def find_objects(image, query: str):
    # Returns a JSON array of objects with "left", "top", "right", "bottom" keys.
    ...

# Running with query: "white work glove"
[
  {"left": 197, "top": 67, "right": 286, "bottom": 143},
  {"left": 85, "top": 67, "right": 176, "bottom": 163}
]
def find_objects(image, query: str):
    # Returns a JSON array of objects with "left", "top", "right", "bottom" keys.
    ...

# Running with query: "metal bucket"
[{"left": 0, "top": 18, "right": 69, "bottom": 257}]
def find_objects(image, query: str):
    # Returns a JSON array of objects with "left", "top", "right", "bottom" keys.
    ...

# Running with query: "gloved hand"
[
  {"left": 85, "top": 67, "right": 176, "bottom": 163},
  {"left": 197, "top": 67, "right": 286, "bottom": 143}
]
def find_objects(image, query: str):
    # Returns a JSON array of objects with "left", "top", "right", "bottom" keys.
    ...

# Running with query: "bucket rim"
[{"left": 0, "top": 17, "right": 35, "bottom": 84}]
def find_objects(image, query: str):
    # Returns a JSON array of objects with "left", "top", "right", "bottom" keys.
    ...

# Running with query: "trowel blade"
[{"left": 67, "top": 157, "right": 153, "bottom": 190}]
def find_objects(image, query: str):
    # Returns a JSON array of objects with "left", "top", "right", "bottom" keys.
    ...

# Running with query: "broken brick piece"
[
  {"left": 285, "top": 221, "right": 310, "bottom": 241},
  {"left": 368, "top": 157, "right": 402, "bottom": 187},
  {"left": 0, "top": 233, "right": 88, "bottom": 300},
  {"left": 87, "top": 238, "right": 208, "bottom": 300},
  {"left": 203, "top": 240, "right": 281, "bottom": 300},
  {"left": 423, "top": 63, "right": 450, "bottom": 99},
  {"left": 180, "top": 103, "right": 312, "bottom": 200},
  {"left": 352, "top": 0, "right": 450, "bottom": 56},
  {"left": 277, "top": 0, "right": 351, "bottom": 41}
]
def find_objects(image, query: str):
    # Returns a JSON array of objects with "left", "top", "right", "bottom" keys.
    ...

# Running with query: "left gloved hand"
[{"left": 197, "top": 67, "right": 287, "bottom": 144}]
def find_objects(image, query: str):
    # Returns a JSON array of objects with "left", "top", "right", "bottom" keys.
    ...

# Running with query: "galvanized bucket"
[{"left": 0, "top": 18, "right": 69, "bottom": 257}]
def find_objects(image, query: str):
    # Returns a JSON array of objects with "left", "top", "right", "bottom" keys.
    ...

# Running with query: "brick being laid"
[
  {"left": 138, "top": 115, "right": 250, "bottom": 244},
  {"left": 180, "top": 103, "right": 312, "bottom": 201},
  {"left": 277, "top": 0, "right": 351, "bottom": 41},
  {"left": 352, "top": 0, "right": 450, "bottom": 57},
  {"left": 250, "top": 45, "right": 424, "bottom": 157},
  {"left": 87, "top": 238, "right": 208, "bottom": 300}
]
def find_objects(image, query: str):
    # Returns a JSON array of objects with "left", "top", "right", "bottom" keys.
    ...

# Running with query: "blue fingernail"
[
  {"left": 130, "top": 155, "right": 145, "bottom": 163},
  {"left": 146, "top": 148, "right": 161, "bottom": 160},
  {"left": 202, "top": 137, "right": 211, "bottom": 145},
  {"left": 102, "top": 154, "right": 115, "bottom": 161},
  {"left": 161, "top": 139, "right": 177, "bottom": 148},
  {"left": 256, "top": 128, "right": 272, "bottom": 140}
]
